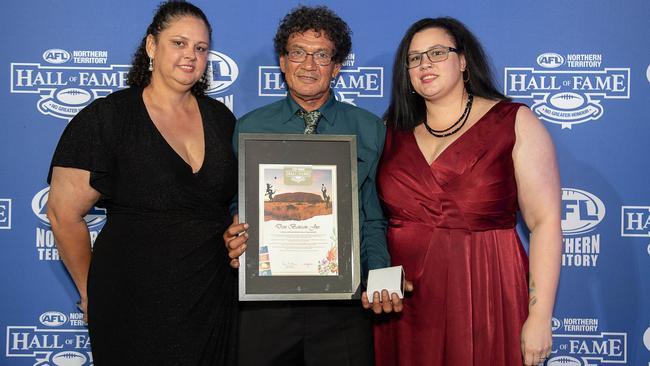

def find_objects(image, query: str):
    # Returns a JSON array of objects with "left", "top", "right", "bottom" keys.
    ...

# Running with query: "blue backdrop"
[{"left": 1, "top": 1, "right": 648, "bottom": 365}]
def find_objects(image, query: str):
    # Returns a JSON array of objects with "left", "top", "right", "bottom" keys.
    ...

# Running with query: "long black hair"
[
  {"left": 126, "top": 1, "right": 212, "bottom": 96},
  {"left": 384, "top": 17, "right": 509, "bottom": 130}
]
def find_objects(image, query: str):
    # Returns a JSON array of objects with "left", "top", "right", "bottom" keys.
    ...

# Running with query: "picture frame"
[{"left": 237, "top": 133, "right": 360, "bottom": 300}]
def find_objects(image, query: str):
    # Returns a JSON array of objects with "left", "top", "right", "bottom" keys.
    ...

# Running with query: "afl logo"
[
  {"left": 537, "top": 53, "right": 564, "bottom": 68},
  {"left": 32, "top": 187, "right": 106, "bottom": 229},
  {"left": 561, "top": 188, "right": 606, "bottom": 235},
  {"left": 43, "top": 49, "right": 71, "bottom": 64},
  {"left": 39, "top": 311, "right": 68, "bottom": 326},
  {"left": 551, "top": 317, "right": 561, "bottom": 331},
  {"left": 205, "top": 50, "right": 239, "bottom": 95}
]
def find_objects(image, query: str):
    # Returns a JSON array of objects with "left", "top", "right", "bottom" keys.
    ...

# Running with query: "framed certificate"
[{"left": 238, "top": 133, "right": 360, "bottom": 300}]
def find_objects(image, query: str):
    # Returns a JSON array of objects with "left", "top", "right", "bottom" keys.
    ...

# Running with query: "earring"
[{"left": 148, "top": 58, "right": 154, "bottom": 72}]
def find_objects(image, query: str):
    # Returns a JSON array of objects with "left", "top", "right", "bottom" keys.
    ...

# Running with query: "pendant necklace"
[{"left": 423, "top": 93, "right": 474, "bottom": 138}]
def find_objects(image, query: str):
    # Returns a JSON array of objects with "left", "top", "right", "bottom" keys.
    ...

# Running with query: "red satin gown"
[{"left": 375, "top": 101, "right": 529, "bottom": 366}]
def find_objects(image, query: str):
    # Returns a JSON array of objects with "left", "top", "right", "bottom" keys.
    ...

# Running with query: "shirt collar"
[{"left": 282, "top": 91, "right": 337, "bottom": 127}]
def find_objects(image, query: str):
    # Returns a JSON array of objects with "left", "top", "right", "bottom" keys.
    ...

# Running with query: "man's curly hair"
[{"left": 273, "top": 5, "right": 352, "bottom": 64}]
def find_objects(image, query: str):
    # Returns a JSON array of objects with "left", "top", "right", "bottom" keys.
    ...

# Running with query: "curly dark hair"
[
  {"left": 384, "top": 17, "right": 510, "bottom": 130},
  {"left": 273, "top": 5, "right": 352, "bottom": 64},
  {"left": 126, "top": 1, "right": 212, "bottom": 96}
]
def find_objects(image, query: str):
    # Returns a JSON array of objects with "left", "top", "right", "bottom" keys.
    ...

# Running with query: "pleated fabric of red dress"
[{"left": 374, "top": 101, "right": 529, "bottom": 366}]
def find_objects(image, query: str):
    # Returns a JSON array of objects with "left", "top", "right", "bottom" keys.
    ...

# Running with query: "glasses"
[
  {"left": 286, "top": 48, "right": 335, "bottom": 66},
  {"left": 407, "top": 46, "right": 459, "bottom": 69}
]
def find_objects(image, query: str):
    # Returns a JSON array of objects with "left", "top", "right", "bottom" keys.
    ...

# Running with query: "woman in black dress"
[{"left": 46, "top": 2, "right": 237, "bottom": 364}]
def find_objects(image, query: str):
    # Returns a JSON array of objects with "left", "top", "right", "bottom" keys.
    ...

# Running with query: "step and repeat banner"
[{"left": 1, "top": 0, "right": 648, "bottom": 365}]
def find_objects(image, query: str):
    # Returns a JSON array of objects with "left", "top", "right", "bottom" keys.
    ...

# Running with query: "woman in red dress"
[{"left": 372, "top": 17, "right": 562, "bottom": 365}]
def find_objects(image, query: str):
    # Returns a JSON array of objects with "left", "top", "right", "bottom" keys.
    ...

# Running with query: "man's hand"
[
  {"left": 223, "top": 214, "right": 249, "bottom": 268},
  {"left": 361, "top": 280, "right": 414, "bottom": 314}
]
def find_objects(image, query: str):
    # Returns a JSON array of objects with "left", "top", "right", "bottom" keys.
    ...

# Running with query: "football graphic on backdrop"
[
  {"left": 549, "top": 92, "right": 585, "bottom": 110},
  {"left": 547, "top": 355, "right": 582, "bottom": 366},
  {"left": 55, "top": 88, "right": 92, "bottom": 106},
  {"left": 51, "top": 351, "right": 87, "bottom": 366}
]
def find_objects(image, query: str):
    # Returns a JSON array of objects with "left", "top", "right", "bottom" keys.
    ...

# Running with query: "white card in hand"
[{"left": 366, "top": 265, "right": 405, "bottom": 303}]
